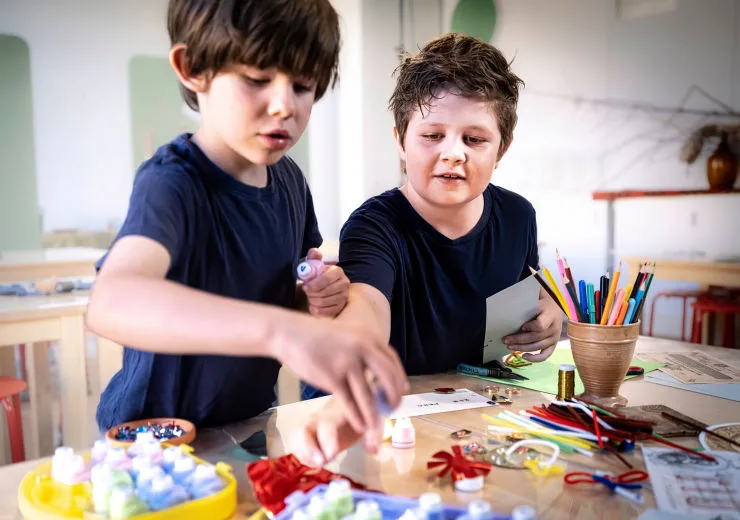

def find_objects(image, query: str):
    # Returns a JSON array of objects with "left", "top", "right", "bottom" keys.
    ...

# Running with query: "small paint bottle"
[
  {"left": 391, "top": 417, "right": 416, "bottom": 449},
  {"left": 188, "top": 463, "right": 226, "bottom": 499},
  {"left": 162, "top": 446, "right": 184, "bottom": 473},
  {"left": 135, "top": 465, "right": 165, "bottom": 501},
  {"left": 140, "top": 438, "right": 164, "bottom": 465},
  {"left": 130, "top": 455, "right": 153, "bottom": 484},
  {"left": 457, "top": 501, "right": 493, "bottom": 520},
  {"left": 296, "top": 258, "right": 326, "bottom": 282},
  {"left": 90, "top": 463, "right": 113, "bottom": 515},
  {"left": 418, "top": 493, "right": 444, "bottom": 520},
  {"left": 91, "top": 439, "right": 111, "bottom": 464},
  {"left": 127, "top": 431, "right": 156, "bottom": 457},
  {"left": 108, "top": 485, "right": 150, "bottom": 520},
  {"left": 326, "top": 479, "right": 354, "bottom": 518},
  {"left": 51, "top": 446, "right": 74, "bottom": 482},
  {"left": 105, "top": 447, "right": 132, "bottom": 471},
  {"left": 511, "top": 505, "right": 537, "bottom": 520},
  {"left": 171, "top": 455, "right": 197, "bottom": 487},
  {"left": 355, "top": 500, "right": 382, "bottom": 520},
  {"left": 307, "top": 495, "right": 338, "bottom": 520},
  {"left": 147, "top": 474, "right": 190, "bottom": 512}
]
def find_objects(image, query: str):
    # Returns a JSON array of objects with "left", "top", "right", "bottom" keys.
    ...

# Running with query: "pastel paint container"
[
  {"left": 188, "top": 464, "right": 226, "bottom": 499},
  {"left": 391, "top": 417, "right": 415, "bottom": 449},
  {"left": 127, "top": 431, "right": 156, "bottom": 458},
  {"left": 296, "top": 258, "right": 326, "bottom": 282},
  {"left": 418, "top": 493, "right": 444, "bottom": 520},
  {"left": 456, "top": 501, "right": 494, "bottom": 520},
  {"left": 146, "top": 474, "right": 190, "bottom": 512},
  {"left": 91, "top": 463, "right": 114, "bottom": 515},
  {"left": 51, "top": 448, "right": 90, "bottom": 485},
  {"left": 171, "top": 456, "right": 197, "bottom": 487},
  {"left": 135, "top": 465, "right": 165, "bottom": 502},
  {"left": 51, "top": 447, "right": 74, "bottom": 482},
  {"left": 108, "top": 485, "right": 149, "bottom": 520},
  {"left": 91, "top": 439, "right": 111, "bottom": 464},
  {"left": 130, "top": 455, "right": 154, "bottom": 484},
  {"left": 162, "top": 446, "right": 184, "bottom": 474},
  {"left": 355, "top": 500, "right": 382, "bottom": 520},
  {"left": 307, "top": 495, "right": 338, "bottom": 520},
  {"left": 105, "top": 447, "right": 132, "bottom": 471},
  {"left": 325, "top": 479, "right": 353, "bottom": 518}
]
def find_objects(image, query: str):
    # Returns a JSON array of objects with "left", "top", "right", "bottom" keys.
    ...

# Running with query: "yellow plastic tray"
[{"left": 18, "top": 444, "right": 237, "bottom": 520}]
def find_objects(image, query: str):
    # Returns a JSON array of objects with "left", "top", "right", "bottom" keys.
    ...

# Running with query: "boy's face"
[
  {"left": 198, "top": 65, "right": 316, "bottom": 166},
  {"left": 396, "top": 92, "right": 503, "bottom": 208}
]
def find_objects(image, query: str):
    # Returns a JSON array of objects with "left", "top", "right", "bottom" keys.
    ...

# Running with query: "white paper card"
[
  {"left": 482, "top": 274, "right": 540, "bottom": 364},
  {"left": 389, "top": 388, "right": 494, "bottom": 419},
  {"left": 642, "top": 447, "right": 740, "bottom": 519}
]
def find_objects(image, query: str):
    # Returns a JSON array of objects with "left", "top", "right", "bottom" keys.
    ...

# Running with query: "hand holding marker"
[{"left": 296, "top": 256, "right": 397, "bottom": 417}]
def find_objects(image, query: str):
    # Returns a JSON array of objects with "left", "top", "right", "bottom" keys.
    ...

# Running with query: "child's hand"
[
  {"left": 289, "top": 397, "right": 380, "bottom": 467},
  {"left": 301, "top": 248, "right": 350, "bottom": 318},
  {"left": 502, "top": 290, "right": 563, "bottom": 362},
  {"left": 274, "top": 316, "right": 408, "bottom": 435}
]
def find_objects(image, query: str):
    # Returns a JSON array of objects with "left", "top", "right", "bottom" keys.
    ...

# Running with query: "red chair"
[
  {"left": 648, "top": 290, "right": 707, "bottom": 342},
  {"left": 0, "top": 376, "right": 27, "bottom": 463},
  {"left": 691, "top": 296, "right": 740, "bottom": 349}
]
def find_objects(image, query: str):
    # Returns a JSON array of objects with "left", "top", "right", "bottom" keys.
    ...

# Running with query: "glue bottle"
[
  {"left": 511, "top": 505, "right": 537, "bottom": 520},
  {"left": 130, "top": 455, "right": 153, "bottom": 484},
  {"left": 296, "top": 257, "right": 326, "bottom": 282},
  {"left": 51, "top": 446, "right": 74, "bottom": 482},
  {"left": 418, "top": 493, "right": 444, "bottom": 520},
  {"left": 91, "top": 463, "right": 114, "bottom": 515},
  {"left": 355, "top": 500, "right": 382, "bottom": 520},
  {"left": 147, "top": 474, "right": 190, "bottom": 511},
  {"left": 307, "top": 495, "right": 338, "bottom": 520},
  {"left": 127, "top": 431, "right": 156, "bottom": 457},
  {"left": 105, "top": 447, "right": 132, "bottom": 471},
  {"left": 188, "top": 464, "right": 226, "bottom": 499},
  {"left": 326, "top": 479, "right": 354, "bottom": 518},
  {"left": 171, "top": 455, "right": 197, "bottom": 487}
]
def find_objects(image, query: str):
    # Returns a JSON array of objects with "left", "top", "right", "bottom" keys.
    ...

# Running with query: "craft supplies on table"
[
  {"left": 17, "top": 439, "right": 236, "bottom": 519},
  {"left": 276, "top": 484, "right": 526, "bottom": 520},
  {"left": 105, "top": 418, "right": 196, "bottom": 448}
]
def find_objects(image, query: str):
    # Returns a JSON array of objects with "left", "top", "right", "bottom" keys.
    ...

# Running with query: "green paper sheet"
[{"left": 463, "top": 349, "right": 664, "bottom": 396}]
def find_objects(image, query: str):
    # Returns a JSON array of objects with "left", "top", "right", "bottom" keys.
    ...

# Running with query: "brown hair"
[
  {"left": 167, "top": 0, "right": 340, "bottom": 110},
  {"left": 389, "top": 33, "right": 524, "bottom": 158}
]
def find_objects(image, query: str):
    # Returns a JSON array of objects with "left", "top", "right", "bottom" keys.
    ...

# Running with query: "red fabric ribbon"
[
  {"left": 247, "top": 454, "right": 368, "bottom": 514},
  {"left": 427, "top": 445, "right": 492, "bottom": 483}
]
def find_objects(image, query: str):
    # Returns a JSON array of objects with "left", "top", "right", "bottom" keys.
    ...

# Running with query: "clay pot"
[
  {"left": 568, "top": 320, "right": 639, "bottom": 407},
  {"left": 707, "top": 133, "right": 738, "bottom": 190}
]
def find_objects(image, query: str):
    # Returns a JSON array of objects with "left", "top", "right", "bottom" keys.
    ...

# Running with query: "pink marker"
[{"left": 296, "top": 258, "right": 326, "bottom": 282}]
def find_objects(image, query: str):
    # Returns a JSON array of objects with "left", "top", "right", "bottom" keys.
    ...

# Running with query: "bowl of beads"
[{"left": 106, "top": 417, "right": 196, "bottom": 448}]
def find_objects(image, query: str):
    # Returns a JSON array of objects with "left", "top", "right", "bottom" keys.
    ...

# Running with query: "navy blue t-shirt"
[{"left": 96, "top": 134, "right": 321, "bottom": 430}]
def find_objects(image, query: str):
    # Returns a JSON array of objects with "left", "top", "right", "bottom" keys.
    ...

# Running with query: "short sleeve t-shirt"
[
  {"left": 339, "top": 184, "right": 538, "bottom": 375},
  {"left": 96, "top": 134, "right": 321, "bottom": 430}
]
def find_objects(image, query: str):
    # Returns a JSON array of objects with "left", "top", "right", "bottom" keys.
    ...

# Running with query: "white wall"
[{"left": 0, "top": 0, "right": 171, "bottom": 232}]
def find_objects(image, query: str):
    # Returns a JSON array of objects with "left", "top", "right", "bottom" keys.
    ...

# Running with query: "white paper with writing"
[{"left": 389, "top": 388, "right": 494, "bottom": 419}]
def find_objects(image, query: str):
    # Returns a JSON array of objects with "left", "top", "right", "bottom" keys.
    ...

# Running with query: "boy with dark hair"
[
  {"left": 87, "top": 0, "right": 407, "bottom": 450},
  {"left": 293, "top": 33, "right": 562, "bottom": 463}
]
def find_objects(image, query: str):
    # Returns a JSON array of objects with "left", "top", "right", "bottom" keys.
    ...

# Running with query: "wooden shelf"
[{"left": 592, "top": 188, "right": 740, "bottom": 201}]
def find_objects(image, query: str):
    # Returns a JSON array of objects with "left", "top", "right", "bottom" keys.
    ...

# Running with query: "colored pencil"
[
  {"left": 542, "top": 265, "right": 571, "bottom": 320},
  {"left": 616, "top": 297, "right": 630, "bottom": 325},
  {"left": 529, "top": 266, "right": 567, "bottom": 316},
  {"left": 579, "top": 280, "right": 588, "bottom": 318},
  {"left": 564, "top": 276, "right": 588, "bottom": 323},
  {"left": 623, "top": 298, "right": 637, "bottom": 324},
  {"left": 600, "top": 261, "right": 621, "bottom": 325},
  {"left": 587, "top": 283, "right": 596, "bottom": 324},
  {"left": 594, "top": 289, "right": 601, "bottom": 322},
  {"left": 633, "top": 263, "right": 656, "bottom": 322},
  {"left": 629, "top": 264, "right": 645, "bottom": 300},
  {"left": 557, "top": 250, "right": 579, "bottom": 323}
]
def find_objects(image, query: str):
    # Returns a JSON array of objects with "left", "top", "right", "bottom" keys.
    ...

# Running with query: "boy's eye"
[
  {"left": 243, "top": 75, "right": 270, "bottom": 86},
  {"left": 423, "top": 134, "right": 443, "bottom": 140},
  {"left": 293, "top": 83, "right": 314, "bottom": 94},
  {"left": 465, "top": 136, "right": 486, "bottom": 144}
]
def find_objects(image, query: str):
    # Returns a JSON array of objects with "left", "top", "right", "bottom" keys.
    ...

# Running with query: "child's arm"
[{"left": 87, "top": 235, "right": 407, "bottom": 432}]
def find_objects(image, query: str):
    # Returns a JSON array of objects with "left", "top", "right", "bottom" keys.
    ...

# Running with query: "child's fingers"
[
  {"left": 289, "top": 421, "right": 326, "bottom": 467},
  {"left": 334, "top": 380, "right": 366, "bottom": 433},
  {"left": 347, "top": 369, "right": 378, "bottom": 437},
  {"left": 307, "top": 292, "right": 347, "bottom": 310},
  {"left": 303, "top": 266, "right": 347, "bottom": 294},
  {"left": 306, "top": 248, "right": 323, "bottom": 261},
  {"left": 521, "top": 344, "right": 557, "bottom": 362}
]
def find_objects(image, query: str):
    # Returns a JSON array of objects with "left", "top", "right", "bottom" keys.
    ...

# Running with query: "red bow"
[
  {"left": 247, "top": 454, "right": 368, "bottom": 514},
  {"left": 427, "top": 445, "right": 492, "bottom": 483}
]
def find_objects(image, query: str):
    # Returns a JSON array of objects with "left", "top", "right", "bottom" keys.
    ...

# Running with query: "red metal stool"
[
  {"left": 0, "top": 376, "right": 27, "bottom": 463},
  {"left": 691, "top": 297, "right": 740, "bottom": 348},
  {"left": 648, "top": 290, "right": 707, "bottom": 341}
]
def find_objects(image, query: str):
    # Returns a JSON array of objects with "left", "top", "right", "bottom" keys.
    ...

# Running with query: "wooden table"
[
  {"left": 2, "top": 336, "right": 739, "bottom": 519},
  {"left": 0, "top": 247, "right": 105, "bottom": 283},
  {"left": 0, "top": 293, "right": 90, "bottom": 461},
  {"left": 624, "top": 257, "right": 740, "bottom": 289}
]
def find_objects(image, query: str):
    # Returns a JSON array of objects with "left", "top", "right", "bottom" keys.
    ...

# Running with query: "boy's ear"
[
  {"left": 494, "top": 139, "right": 513, "bottom": 169},
  {"left": 393, "top": 126, "right": 406, "bottom": 159},
  {"left": 169, "top": 43, "right": 208, "bottom": 94}
]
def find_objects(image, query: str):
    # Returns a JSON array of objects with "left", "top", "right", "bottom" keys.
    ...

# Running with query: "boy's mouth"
[
  {"left": 435, "top": 172, "right": 466, "bottom": 180},
  {"left": 261, "top": 129, "right": 291, "bottom": 139},
  {"left": 258, "top": 129, "right": 292, "bottom": 150}
]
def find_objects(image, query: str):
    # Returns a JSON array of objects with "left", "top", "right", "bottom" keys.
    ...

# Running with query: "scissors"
[
  {"left": 564, "top": 470, "right": 648, "bottom": 504},
  {"left": 457, "top": 360, "right": 529, "bottom": 381}
]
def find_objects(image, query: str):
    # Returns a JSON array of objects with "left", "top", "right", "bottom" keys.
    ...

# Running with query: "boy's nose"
[
  {"left": 267, "top": 86, "right": 296, "bottom": 120},
  {"left": 440, "top": 137, "right": 466, "bottom": 164}
]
